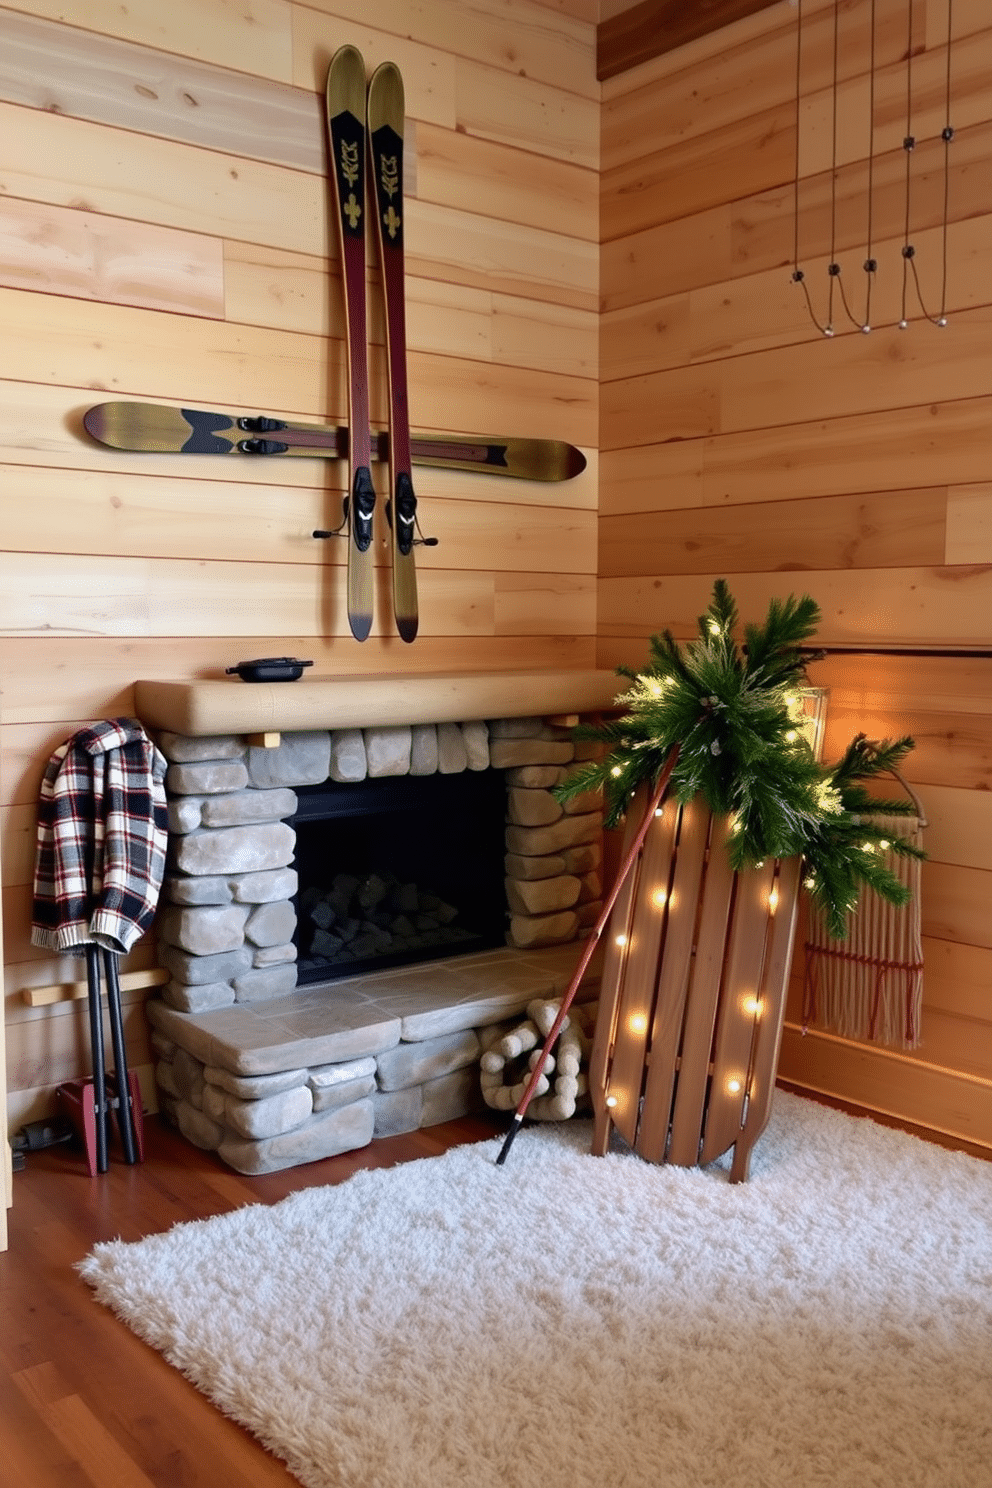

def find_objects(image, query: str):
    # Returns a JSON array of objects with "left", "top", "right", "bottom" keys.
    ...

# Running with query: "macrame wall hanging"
[{"left": 791, "top": 0, "right": 957, "bottom": 336}]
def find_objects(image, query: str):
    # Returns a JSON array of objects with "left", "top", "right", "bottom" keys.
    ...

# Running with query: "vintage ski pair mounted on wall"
[{"left": 82, "top": 46, "right": 586, "bottom": 643}]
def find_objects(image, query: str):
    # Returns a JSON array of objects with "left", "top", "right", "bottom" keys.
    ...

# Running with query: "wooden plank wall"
[
  {"left": 0, "top": 0, "right": 599, "bottom": 1129},
  {"left": 599, "top": 0, "right": 992, "bottom": 1150}
]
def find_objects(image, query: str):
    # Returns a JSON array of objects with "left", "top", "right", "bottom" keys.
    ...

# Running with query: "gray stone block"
[
  {"left": 202, "top": 1084, "right": 226, "bottom": 1123},
  {"left": 462, "top": 719, "right": 490, "bottom": 770},
  {"left": 158, "top": 903, "right": 249, "bottom": 956},
  {"left": 505, "top": 851, "right": 567, "bottom": 882},
  {"left": 372, "top": 1086, "right": 422, "bottom": 1137},
  {"left": 232, "top": 964, "right": 298, "bottom": 1001},
  {"left": 507, "top": 786, "right": 563, "bottom": 827},
  {"left": 437, "top": 721, "right": 468, "bottom": 774},
  {"left": 505, "top": 765, "right": 565, "bottom": 789},
  {"left": 163, "top": 873, "right": 233, "bottom": 906},
  {"left": 246, "top": 731, "right": 331, "bottom": 788},
  {"left": 201, "top": 787, "right": 297, "bottom": 827},
  {"left": 308, "top": 1056, "right": 377, "bottom": 1089},
  {"left": 504, "top": 811, "right": 599, "bottom": 857},
  {"left": 400, "top": 990, "right": 532, "bottom": 1042},
  {"left": 218, "top": 1098, "right": 375, "bottom": 1174},
  {"left": 410, "top": 723, "right": 439, "bottom": 775},
  {"left": 365, "top": 725, "right": 412, "bottom": 777},
  {"left": 174, "top": 822, "right": 295, "bottom": 876},
  {"left": 376, "top": 1028, "right": 481, "bottom": 1091},
  {"left": 507, "top": 910, "right": 579, "bottom": 948},
  {"left": 167, "top": 759, "right": 249, "bottom": 795},
  {"left": 158, "top": 732, "right": 245, "bottom": 763},
  {"left": 244, "top": 899, "right": 296, "bottom": 948},
  {"left": 168, "top": 797, "right": 203, "bottom": 834},
  {"left": 230, "top": 866, "right": 298, "bottom": 903},
  {"left": 159, "top": 943, "right": 252, "bottom": 985},
  {"left": 205, "top": 1065, "right": 309, "bottom": 1099},
  {"left": 176, "top": 1101, "right": 225, "bottom": 1151},
  {"left": 329, "top": 728, "right": 367, "bottom": 782},
  {"left": 487, "top": 717, "right": 544, "bottom": 738},
  {"left": 223, "top": 1083, "right": 314, "bottom": 1140},
  {"left": 253, "top": 942, "right": 297, "bottom": 967},
  {"left": 506, "top": 874, "right": 581, "bottom": 916},
  {"left": 421, "top": 1065, "right": 480, "bottom": 1127},
  {"left": 160, "top": 978, "right": 236, "bottom": 1013},
  {"left": 311, "top": 1073, "right": 376, "bottom": 1112},
  {"left": 489, "top": 739, "right": 574, "bottom": 769},
  {"left": 172, "top": 1047, "right": 206, "bottom": 1105},
  {"left": 561, "top": 843, "right": 601, "bottom": 874}
]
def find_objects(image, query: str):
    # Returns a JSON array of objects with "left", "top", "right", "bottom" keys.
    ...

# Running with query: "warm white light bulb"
[
  {"left": 605, "top": 1094, "right": 618, "bottom": 1108},
  {"left": 768, "top": 888, "right": 779, "bottom": 913},
  {"left": 651, "top": 887, "right": 667, "bottom": 909},
  {"left": 727, "top": 1079, "right": 742, "bottom": 1095},
  {"left": 743, "top": 996, "right": 763, "bottom": 1018},
  {"left": 629, "top": 1013, "right": 647, "bottom": 1034},
  {"left": 615, "top": 933, "right": 627, "bottom": 947}
]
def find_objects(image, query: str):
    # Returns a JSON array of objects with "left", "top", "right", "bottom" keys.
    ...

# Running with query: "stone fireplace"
[{"left": 136, "top": 670, "right": 618, "bottom": 1174}]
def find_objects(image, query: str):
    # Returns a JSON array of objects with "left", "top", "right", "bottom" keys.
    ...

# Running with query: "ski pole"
[{"left": 495, "top": 746, "right": 679, "bottom": 1166}]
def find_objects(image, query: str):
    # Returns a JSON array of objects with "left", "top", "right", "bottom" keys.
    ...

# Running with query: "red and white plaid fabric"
[{"left": 31, "top": 717, "right": 168, "bottom": 956}]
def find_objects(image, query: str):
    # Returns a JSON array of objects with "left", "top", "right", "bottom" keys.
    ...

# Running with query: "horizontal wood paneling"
[
  {"left": 602, "top": 308, "right": 991, "bottom": 447},
  {"left": 599, "top": 487, "right": 946, "bottom": 578},
  {"left": 0, "top": 552, "right": 597, "bottom": 639},
  {"left": 598, "top": 397, "right": 991, "bottom": 514},
  {"left": 5, "top": 0, "right": 296, "bottom": 80},
  {"left": 0, "top": 0, "right": 599, "bottom": 1128},
  {"left": 598, "top": 568, "right": 992, "bottom": 648},
  {"left": 0, "top": 634, "right": 596, "bottom": 728},
  {"left": 293, "top": 0, "right": 599, "bottom": 103},
  {"left": 0, "top": 199, "right": 224, "bottom": 315},
  {"left": 0, "top": 463, "right": 596, "bottom": 572},
  {"left": 3, "top": 290, "right": 596, "bottom": 443},
  {"left": 599, "top": 0, "right": 992, "bottom": 1147}
]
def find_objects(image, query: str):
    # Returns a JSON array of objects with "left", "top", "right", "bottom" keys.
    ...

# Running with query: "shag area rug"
[{"left": 79, "top": 1093, "right": 992, "bottom": 1488}]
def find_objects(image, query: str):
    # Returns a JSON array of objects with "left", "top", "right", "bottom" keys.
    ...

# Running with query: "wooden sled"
[{"left": 589, "top": 786, "right": 802, "bottom": 1183}]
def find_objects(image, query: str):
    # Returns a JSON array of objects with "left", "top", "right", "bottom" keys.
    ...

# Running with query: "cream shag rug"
[{"left": 79, "top": 1093, "right": 992, "bottom": 1488}]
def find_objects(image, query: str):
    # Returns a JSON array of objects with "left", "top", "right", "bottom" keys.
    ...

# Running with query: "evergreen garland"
[{"left": 555, "top": 580, "right": 924, "bottom": 940}]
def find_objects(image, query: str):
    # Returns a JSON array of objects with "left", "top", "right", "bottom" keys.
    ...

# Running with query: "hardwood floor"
[{"left": 0, "top": 1111, "right": 505, "bottom": 1487}]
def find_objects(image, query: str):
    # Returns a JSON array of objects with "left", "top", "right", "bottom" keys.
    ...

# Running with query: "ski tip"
[
  {"left": 396, "top": 617, "right": 418, "bottom": 644},
  {"left": 326, "top": 44, "right": 367, "bottom": 116},
  {"left": 349, "top": 613, "right": 373, "bottom": 643}
]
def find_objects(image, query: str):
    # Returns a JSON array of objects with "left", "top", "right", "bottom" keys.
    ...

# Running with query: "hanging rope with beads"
[{"left": 792, "top": 0, "right": 954, "bottom": 338}]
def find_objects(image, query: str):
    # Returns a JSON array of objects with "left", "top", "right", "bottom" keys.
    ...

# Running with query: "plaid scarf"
[{"left": 31, "top": 717, "right": 168, "bottom": 956}]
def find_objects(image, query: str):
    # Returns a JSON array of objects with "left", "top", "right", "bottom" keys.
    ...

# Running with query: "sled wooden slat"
[
  {"left": 729, "top": 854, "right": 803, "bottom": 1182},
  {"left": 636, "top": 798, "right": 710, "bottom": 1162},
  {"left": 604, "top": 797, "right": 680, "bottom": 1149},
  {"left": 666, "top": 821, "right": 737, "bottom": 1166},
  {"left": 589, "top": 786, "right": 650, "bottom": 1157},
  {"left": 698, "top": 858, "right": 778, "bottom": 1166}
]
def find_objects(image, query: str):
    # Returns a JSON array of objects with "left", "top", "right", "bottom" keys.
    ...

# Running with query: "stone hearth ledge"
[
  {"left": 147, "top": 943, "right": 600, "bottom": 1174},
  {"left": 135, "top": 669, "right": 619, "bottom": 738}
]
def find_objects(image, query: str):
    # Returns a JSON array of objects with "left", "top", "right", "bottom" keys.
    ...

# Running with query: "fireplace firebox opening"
[{"left": 291, "top": 768, "right": 508, "bottom": 984}]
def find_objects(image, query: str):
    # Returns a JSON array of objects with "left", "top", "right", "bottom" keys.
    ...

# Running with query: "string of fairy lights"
[{"left": 791, "top": 0, "right": 956, "bottom": 336}]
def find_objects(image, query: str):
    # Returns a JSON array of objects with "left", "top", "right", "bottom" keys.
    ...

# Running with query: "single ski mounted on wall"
[
  {"left": 82, "top": 402, "right": 587, "bottom": 482},
  {"left": 367, "top": 59, "right": 419, "bottom": 642},
  {"left": 324, "top": 42, "right": 376, "bottom": 642}
]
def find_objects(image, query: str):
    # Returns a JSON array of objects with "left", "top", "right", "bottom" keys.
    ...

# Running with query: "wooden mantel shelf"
[{"left": 134, "top": 670, "right": 621, "bottom": 738}]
